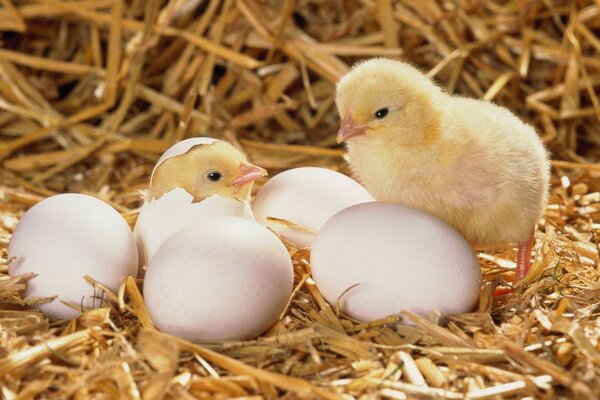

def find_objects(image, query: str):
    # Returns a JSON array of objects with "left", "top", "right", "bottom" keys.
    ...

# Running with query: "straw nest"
[{"left": 1, "top": 0, "right": 600, "bottom": 398}]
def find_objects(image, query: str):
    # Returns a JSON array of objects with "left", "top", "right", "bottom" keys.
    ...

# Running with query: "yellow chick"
[
  {"left": 148, "top": 140, "right": 267, "bottom": 203},
  {"left": 335, "top": 58, "right": 550, "bottom": 283},
  {"left": 135, "top": 139, "right": 267, "bottom": 269}
]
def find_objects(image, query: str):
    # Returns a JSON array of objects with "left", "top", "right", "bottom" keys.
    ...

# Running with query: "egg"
[
  {"left": 8, "top": 194, "right": 138, "bottom": 320},
  {"left": 143, "top": 216, "right": 293, "bottom": 341},
  {"left": 310, "top": 202, "right": 481, "bottom": 322},
  {"left": 252, "top": 167, "right": 374, "bottom": 247},
  {"left": 134, "top": 137, "right": 254, "bottom": 267}
]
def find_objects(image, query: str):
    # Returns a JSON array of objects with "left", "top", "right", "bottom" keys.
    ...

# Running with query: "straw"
[{"left": 1, "top": 0, "right": 600, "bottom": 398}]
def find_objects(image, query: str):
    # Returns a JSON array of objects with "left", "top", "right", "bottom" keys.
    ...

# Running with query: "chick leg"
[{"left": 515, "top": 231, "right": 534, "bottom": 282}]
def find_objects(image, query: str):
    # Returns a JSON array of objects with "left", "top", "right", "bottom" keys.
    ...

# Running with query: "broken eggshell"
[
  {"left": 153, "top": 137, "right": 218, "bottom": 173},
  {"left": 134, "top": 189, "right": 253, "bottom": 267}
]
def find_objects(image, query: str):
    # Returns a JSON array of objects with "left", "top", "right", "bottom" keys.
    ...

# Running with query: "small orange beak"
[
  {"left": 337, "top": 114, "right": 367, "bottom": 143},
  {"left": 232, "top": 162, "right": 268, "bottom": 190}
]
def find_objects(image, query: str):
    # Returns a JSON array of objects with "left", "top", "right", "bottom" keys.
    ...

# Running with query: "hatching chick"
[
  {"left": 335, "top": 58, "right": 550, "bottom": 283},
  {"left": 148, "top": 140, "right": 267, "bottom": 203},
  {"left": 135, "top": 139, "right": 267, "bottom": 269}
]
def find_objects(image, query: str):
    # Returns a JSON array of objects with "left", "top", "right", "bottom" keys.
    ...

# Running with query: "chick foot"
[
  {"left": 493, "top": 231, "right": 535, "bottom": 296},
  {"left": 515, "top": 231, "right": 534, "bottom": 282}
]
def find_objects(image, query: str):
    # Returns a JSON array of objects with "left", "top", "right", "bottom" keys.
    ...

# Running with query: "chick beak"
[
  {"left": 232, "top": 162, "right": 268, "bottom": 191},
  {"left": 337, "top": 115, "right": 367, "bottom": 143}
]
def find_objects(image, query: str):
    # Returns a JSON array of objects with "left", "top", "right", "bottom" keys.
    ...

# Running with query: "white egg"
[
  {"left": 134, "top": 189, "right": 253, "bottom": 266},
  {"left": 310, "top": 202, "right": 481, "bottom": 322},
  {"left": 143, "top": 216, "right": 293, "bottom": 342},
  {"left": 252, "top": 167, "right": 374, "bottom": 247},
  {"left": 8, "top": 194, "right": 138, "bottom": 320}
]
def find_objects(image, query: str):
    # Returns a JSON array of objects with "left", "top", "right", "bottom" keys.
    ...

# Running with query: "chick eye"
[
  {"left": 374, "top": 108, "right": 389, "bottom": 120},
  {"left": 206, "top": 171, "right": 222, "bottom": 182}
]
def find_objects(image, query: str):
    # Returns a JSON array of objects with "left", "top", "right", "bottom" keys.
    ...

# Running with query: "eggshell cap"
[{"left": 152, "top": 137, "right": 218, "bottom": 176}]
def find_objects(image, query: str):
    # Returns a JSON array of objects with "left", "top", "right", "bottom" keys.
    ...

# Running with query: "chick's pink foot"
[
  {"left": 493, "top": 231, "right": 535, "bottom": 296},
  {"left": 515, "top": 231, "right": 534, "bottom": 282}
]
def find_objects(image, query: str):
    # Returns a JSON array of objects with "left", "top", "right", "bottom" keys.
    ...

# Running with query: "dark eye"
[
  {"left": 374, "top": 108, "right": 389, "bottom": 119},
  {"left": 206, "top": 171, "right": 222, "bottom": 182}
]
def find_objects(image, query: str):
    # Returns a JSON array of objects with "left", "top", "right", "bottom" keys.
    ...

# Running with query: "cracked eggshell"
[
  {"left": 153, "top": 137, "right": 217, "bottom": 173},
  {"left": 143, "top": 216, "right": 293, "bottom": 342},
  {"left": 8, "top": 193, "right": 138, "bottom": 320},
  {"left": 134, "top": 189, "right": 253, "bottom": 268},
  {"left": 252, "top": 167, "right": 375, "bottom": 248},
  {"left": 310, "top": 202, "right": 481, "bottom": 323}
]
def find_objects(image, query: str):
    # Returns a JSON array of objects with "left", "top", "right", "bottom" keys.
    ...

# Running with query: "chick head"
[
  {"left": 148, "top": 140, "right": 267, "bottom": 203},
  {"left": 335, "top": 58, "right": 443, "bottom": 147}
]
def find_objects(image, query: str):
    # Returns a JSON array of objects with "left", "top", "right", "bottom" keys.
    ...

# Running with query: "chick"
[
  {"left": 135, "top": 139, "right": 267, "bottom": 268},
  {"left": 147, "top": 140, "right": 267, "bottom": 203},
  {"left": 335, "top": 58, "right": 549, "bottom": 283}
]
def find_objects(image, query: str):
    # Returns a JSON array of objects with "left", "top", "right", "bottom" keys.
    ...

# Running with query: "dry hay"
[{"left": 1, "top": 0, "right": 600, "bottom": 398}]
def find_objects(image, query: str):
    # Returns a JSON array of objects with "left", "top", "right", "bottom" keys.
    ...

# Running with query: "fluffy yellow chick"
[
  {"left": 135, "top": 139, "right": 267, "bottom": 270},
  {"left": 148, "top": 140, "right": 267, "bottom": 203},
  {"left": 335, "top": 58, "right": 550, "bottom": 283}
]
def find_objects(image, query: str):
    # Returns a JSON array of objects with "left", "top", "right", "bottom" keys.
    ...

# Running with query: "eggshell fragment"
[
  {"left": 134, "top": 189, "right": 253, "bottom": 265},
  {"left": 8, "top": 194, "right": 138, "bottom": 320},
  {"left": 310, "top": 202, "right": 481, "bottom": 322},
  {"left": 143, "top": 217, "right": 293, "bottom": 342},
  {"left": 153, "top": 137, "right": 217, "bottom": 174},
  {"left": 252, "top": 167, "right": 374, "bottom": 247}
]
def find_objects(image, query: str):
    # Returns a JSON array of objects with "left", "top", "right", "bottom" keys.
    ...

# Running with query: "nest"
[{"left": 1, "top": 0, "right": 600, "bottom": 398}]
